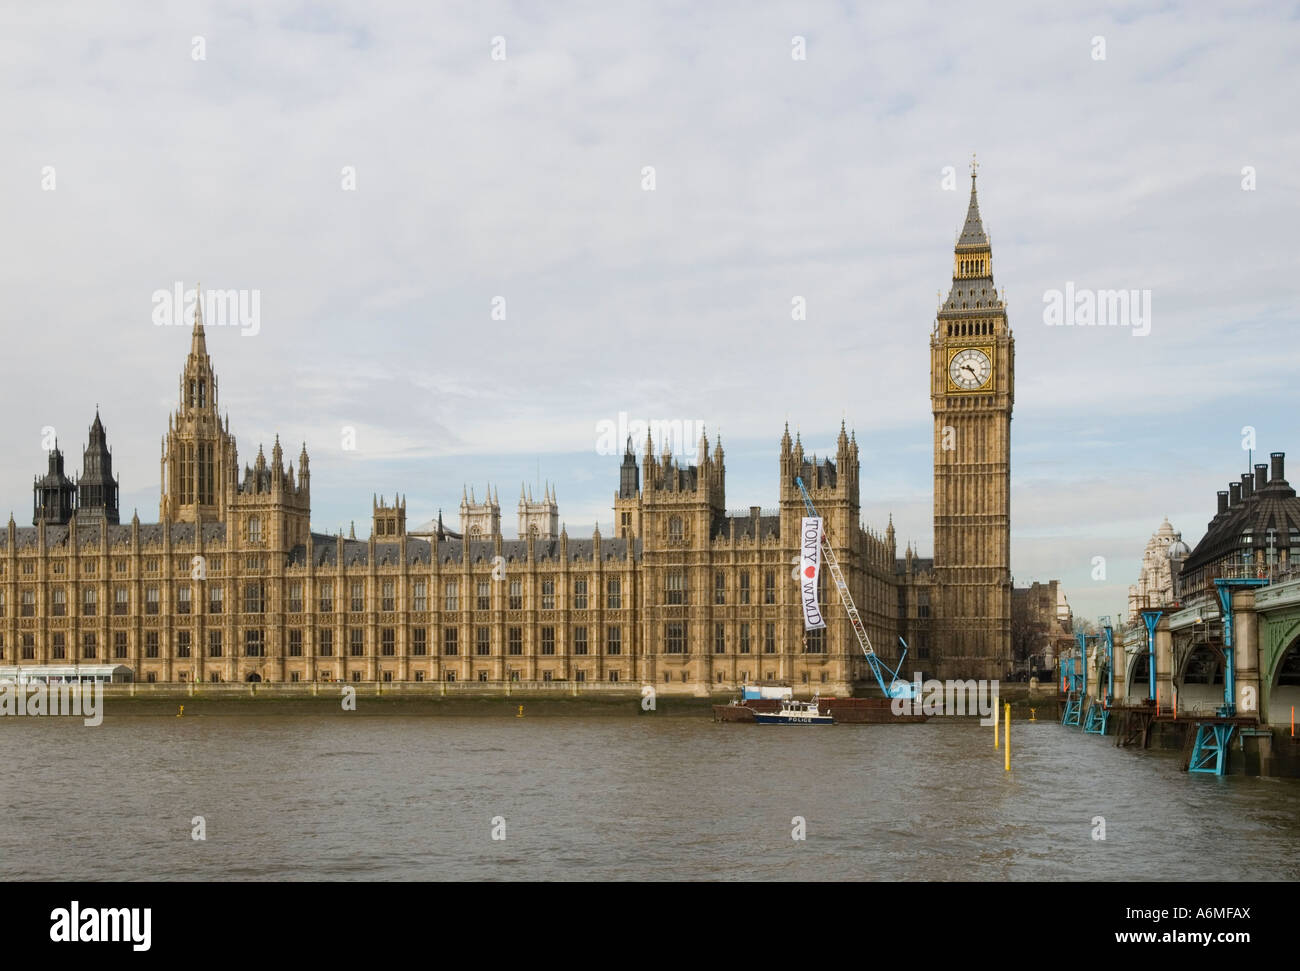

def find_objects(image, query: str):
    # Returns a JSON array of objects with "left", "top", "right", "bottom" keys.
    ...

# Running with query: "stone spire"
[{"left": 191, "top": 282, "right": 208, "bottom": 356}]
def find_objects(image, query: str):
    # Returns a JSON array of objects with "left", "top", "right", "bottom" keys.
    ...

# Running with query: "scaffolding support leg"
[{"left": 1187, "top": 723, "right": 1236, "bottom": 775}]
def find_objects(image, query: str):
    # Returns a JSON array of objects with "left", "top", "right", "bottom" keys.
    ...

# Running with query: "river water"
[{"left": 2, "top": 713, "right": 1297, "bottom": 881}]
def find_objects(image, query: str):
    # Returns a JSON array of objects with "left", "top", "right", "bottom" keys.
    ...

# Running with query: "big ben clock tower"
[{"left": 931, "top": 158, "right": 1014, "bottom": 680}]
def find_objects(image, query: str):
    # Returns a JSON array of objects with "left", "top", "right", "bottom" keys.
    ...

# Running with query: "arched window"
[
  {"left": 249, "top": 515, "right": 262, "bottom": 544},
  {"left": 669, "top": 517, "right": 683, "bottom": 542}
]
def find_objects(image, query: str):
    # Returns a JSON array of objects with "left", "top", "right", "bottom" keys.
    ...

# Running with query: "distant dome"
[
  {"left": 1167, "top": 539, "right": 1191, "bottom": 560},
  {"left": 1156, "top": 517, "right": 1176, "bottom": 537}
]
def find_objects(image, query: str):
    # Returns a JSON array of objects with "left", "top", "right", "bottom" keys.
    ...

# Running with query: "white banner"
[{"left": 800, "top": 516, "right": 826, "bottom": 631}]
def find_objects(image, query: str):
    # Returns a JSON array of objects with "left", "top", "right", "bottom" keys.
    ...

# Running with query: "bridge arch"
[
  {"left": 1126, "top": 649, "right": 1151, "bottom": 704},
  {"left": 1176, "top": 642, "right": 1225, "bottom": 713},
  {"left": 1268, "top": 634, "right": 1300, "bottom": 727}
]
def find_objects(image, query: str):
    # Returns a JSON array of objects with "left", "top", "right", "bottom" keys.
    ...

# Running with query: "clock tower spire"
[{"left": 930, "top": 160, "right": 1014, "bottom": 679}]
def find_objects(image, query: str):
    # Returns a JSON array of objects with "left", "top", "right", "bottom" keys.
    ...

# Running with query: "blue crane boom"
[{"left": 794, "top": 477, "right": 918, "bottom": 699}]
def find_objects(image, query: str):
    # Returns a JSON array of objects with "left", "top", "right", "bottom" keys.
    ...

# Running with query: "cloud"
[{"left": 1, "top": 1, "right": 1295, "bottom": 628}]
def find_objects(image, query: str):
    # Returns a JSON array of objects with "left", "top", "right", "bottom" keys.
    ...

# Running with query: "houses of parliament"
[{"left": 0, "top": 171, "right": 1014, "bottom": 689}]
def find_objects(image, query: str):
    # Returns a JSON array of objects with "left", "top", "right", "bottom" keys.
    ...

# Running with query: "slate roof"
[
  {"left": 1183, "top": 468, "right": 1300, "bottom": 575},
  {"left": 896, "top": 556, "right": 934, "bottom": 575},
  {"left": 712, "top": 514, "right": 781, "bottom": 541},
  {"left": 0, "top": 521, "right": 226, "bottom": 551}
]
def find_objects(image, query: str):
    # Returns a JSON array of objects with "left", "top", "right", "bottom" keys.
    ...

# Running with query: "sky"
[{"left": 1, "top": 1, "right": 1297, "bottom": 627}]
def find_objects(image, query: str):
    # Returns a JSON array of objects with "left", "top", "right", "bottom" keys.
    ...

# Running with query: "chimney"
[
  {"left": 1217, "top": 491, "right": 1229, "bottom": 515},
  {"left": 1229, "top": 482, "right": 1241, "bottom": 506},
  {"left": 1240, "top": 473, "right": 1254, "bottom": 500},
  {"left": 1271, "top": 452, "right": 1285, "bottom": 482},
  {"left": 1255, "top": 464, "right": 1268, "bottom": 492}
]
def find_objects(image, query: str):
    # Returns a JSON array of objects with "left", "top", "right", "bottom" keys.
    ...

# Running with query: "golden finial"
[{"left": 970, "top": 152, "right": 978, "bottom": 178}]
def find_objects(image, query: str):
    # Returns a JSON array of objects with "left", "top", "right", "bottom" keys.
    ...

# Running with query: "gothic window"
[
  {"left": 607, "top": 626, "right": 621, "bottom": 655},
  {"left": 444, "top": 581, "right": 459, "bottom": 612},
  {"left": 290, "top": 582, "right": 304, "bottom": 613},
  {"left": 176, "top": 585, "right": 190, "bottom": 615},
  {"left": 508, "top": 579, "right": 522, "bottom": 610},
  {"left": 665, "top": 571, "right": 685, "bottom": 605},
  {"left": 209, "top": 585, "right": 223, "bottom": 614},
  {"left": 541, "top": 578, "right": 555, "bottom": 610},
  {"left": 146, "top": 586, "right": 160, "bottom": 615},
  {"left": 665, "top": 622, "right": 686, "bottom": 654},
  {"left": 349, "top": 629, "right": 364, "bottom": 657},
  {"left": 248, "top": 515, "right": 262, "bottom": 544},
  {"left": 606, "top": 578, "right": 621, "bottom": 609},
  {"left": 382, "top": 628, "right": 396, "bottom": 656},
  {"left": 470, "top": 525, "right": 481, "bottom": 538},
  {"left": 290, "top": 630, "right": 304, "bottom": 657},
  {"left": 739, "top": 573, "right": 751, "bottom": 605},
  {"left": 351, "top": 580, "right": 365, "bottom": 612},
  {"left": 573, "top": 579, "right": 588, "bottom": 609},
  {"left": 245, "top": 629, "right": 265, "bottom": 657},
  {"left": 318, "top": 581, "right": 332, "bottom": 612},
  {"left": 52, "top": 587, "right": 66, "bottom": 616},
  {"left": 764, "top": 571, "right": 775, "bottom": 604},
  {"left": 476, "top": 581, "right": 490, "bottom": 610},
  {"left": 669, "top": 517, "right": 683, "bottom": 542},
  {"left": 114, "top": 587, "right": 128, "bottom": 615},
  {"left": 413, "top": 580, "right": 427, "bottom": 611},
  {"left": 244, "top": 582, "right": 265, "bottom": 614},
  {"left": 475, "top": 627, "right": 490, "bottom": 655},
  {"left": 177, "top": 631, "right": 191, "bottom": 658},
  {"left": 715, "top": 572, "right": 726, "bottom": 605},
  {"left": 412, "top": 628, "right": 427, "bottom": 655},
  {"left": 764, "top": 623, "right": 776, "bottom": 654},
  {"left": 382, "top": 580, "right": 395, "bottom": 612},
  {"left": 443, "top": 627, "right": 459, "bottom": 655},
  {"left": 198, "top": 379, "right": 206, "bottom": 408},
  {"left": 209, "top": 631, "right": 223, "bottom": 657},
  {"left": 715, "top": 623, "right": 726, "bottom": 654},
  {"left": 508, "top": 627, "right": 522, "bottom": 655},
  {"left": 573, "top": 627, "right": 588, "bottom": 655},
  {"left": 540, "top": 627, "right": 555, "bottom": 655}
]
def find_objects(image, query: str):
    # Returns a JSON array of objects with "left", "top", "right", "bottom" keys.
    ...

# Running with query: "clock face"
[{"left": 949, "top": 348, "right": 991, "bottom": 390}]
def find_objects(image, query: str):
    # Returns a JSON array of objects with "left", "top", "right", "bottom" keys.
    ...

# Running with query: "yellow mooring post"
[
  {"left": 994, "top": 697, "right": 1000, "bottom": 749},
  {"left": 1004, "top": 702, "right": 1010, "bottom": 772}
]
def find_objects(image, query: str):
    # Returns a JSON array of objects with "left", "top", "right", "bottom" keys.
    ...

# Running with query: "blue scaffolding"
[
  {"left": 1083, "top": 621, "right": 1114, "bottom": 735},
  {"left": 1186, "top": 578, "right": 1267, "bottom": 775},
  {"left": 1060, "top": 649, "right": 1085, "bottom": 728}
]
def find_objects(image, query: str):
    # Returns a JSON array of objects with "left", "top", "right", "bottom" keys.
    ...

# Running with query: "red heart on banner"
[{"left": 804, "top": 566, "right": 816, "bottom": 578}]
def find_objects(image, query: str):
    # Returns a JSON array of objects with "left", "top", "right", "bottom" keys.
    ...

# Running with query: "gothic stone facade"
[{"left": 0, "top": 178, "right": 1016, "bottom": 687}]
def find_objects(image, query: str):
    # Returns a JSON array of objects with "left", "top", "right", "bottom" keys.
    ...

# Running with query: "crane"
[{"left": 794, "top": 477, "right": 919, "bottom": 699}]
